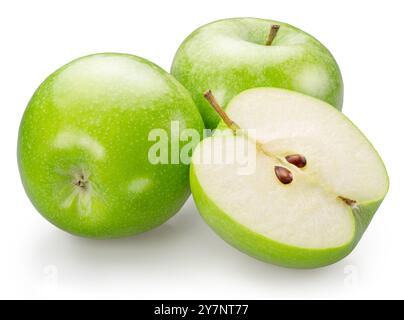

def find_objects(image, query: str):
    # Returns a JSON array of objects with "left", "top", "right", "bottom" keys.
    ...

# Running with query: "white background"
[{"left": 0, "top": 0, "right": 403, "bottom": 299}]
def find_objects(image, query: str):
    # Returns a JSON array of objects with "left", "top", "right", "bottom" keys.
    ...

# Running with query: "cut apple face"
[{"left": 190, "top": 88, "right": 389, "bottom": 268}]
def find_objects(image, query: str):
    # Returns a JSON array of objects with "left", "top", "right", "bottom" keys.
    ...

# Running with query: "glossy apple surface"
[
  {"left": 172, "top": 18, "right": 343, "bottom": 129},
  {"left": 190, "top": 88, "right": 388, "bottom": 268},
  {"left": 18, "top": 53, "right": 204, "bottom": 238}
]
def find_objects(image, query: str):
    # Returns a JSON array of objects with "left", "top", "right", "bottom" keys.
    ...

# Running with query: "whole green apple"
[
  {"left": 190, "top": 88, "right": 388, "bottom": 268},
  {"left": 171, "top": 18, "right": 344, "bottom": 129},
  {"left": 18, "top": 53, "right": 204, "bottom": 238}
]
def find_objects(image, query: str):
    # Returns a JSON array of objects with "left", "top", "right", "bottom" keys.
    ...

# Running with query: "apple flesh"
[
  {"left": 18, "top": 53, "right": 204, "bottom": 238},
  {"left": 171, "top": 18, "right": 344, "bottom": 129},
  {"left": 190, "top": 88, "right": 388, "bottom": 268}
]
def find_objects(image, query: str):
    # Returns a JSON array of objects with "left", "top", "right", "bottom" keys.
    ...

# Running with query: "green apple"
[
  {"left": 171, "top": 18, "right": 344, "bottom": 129},
  {"left": 190, "top": 88, "right": 388, "bottom": 268},
  {"left": 18, "top": 53, "right": 204, "bottom": 238}
]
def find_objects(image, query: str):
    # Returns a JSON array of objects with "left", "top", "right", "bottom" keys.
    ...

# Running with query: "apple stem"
[
  {"left": 266, "top": 24, "right": 280, "bottom": 46},
  {"left": 203, "top": 90, "right": 240, "bottom": 131}
]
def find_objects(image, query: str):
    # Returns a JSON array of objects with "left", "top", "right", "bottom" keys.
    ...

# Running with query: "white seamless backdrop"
[{"left": 0, "top": 0, "right": 403, "bottom": 299}]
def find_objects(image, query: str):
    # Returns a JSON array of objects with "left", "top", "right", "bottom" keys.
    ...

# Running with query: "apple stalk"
[{"left": 266, "top": 24, "right": 280, "bottom": 46}]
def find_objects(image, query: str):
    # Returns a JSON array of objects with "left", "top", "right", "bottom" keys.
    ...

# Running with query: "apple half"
[{"left": 190, "top": 88, "right": 389, "bottom": 268}]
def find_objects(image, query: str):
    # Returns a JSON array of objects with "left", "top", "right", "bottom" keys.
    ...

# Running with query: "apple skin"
[
  {"left": 190, "top": 164, "right": 385, "bottom": 268},
  {"left": 171, "top": 17, "right": 344, "bottom": 129},
  {"left": 18, "top": 53, "right": 204, "bottom": 238}
]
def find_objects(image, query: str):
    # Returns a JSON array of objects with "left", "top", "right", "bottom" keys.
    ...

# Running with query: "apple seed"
[
  {"left": 285, "top": 154, "right": 307, "bottom": 168},
  {"left": 274, "top": 166, "right": 293, "bottom": 184}
]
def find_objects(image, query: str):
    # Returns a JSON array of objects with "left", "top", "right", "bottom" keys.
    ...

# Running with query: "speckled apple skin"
[
  {"left": 18, "top": 53, "right": 204, "bottom": 238},
  {"left": 171, "top": 18, "right": 344, "bottom": 129}
]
